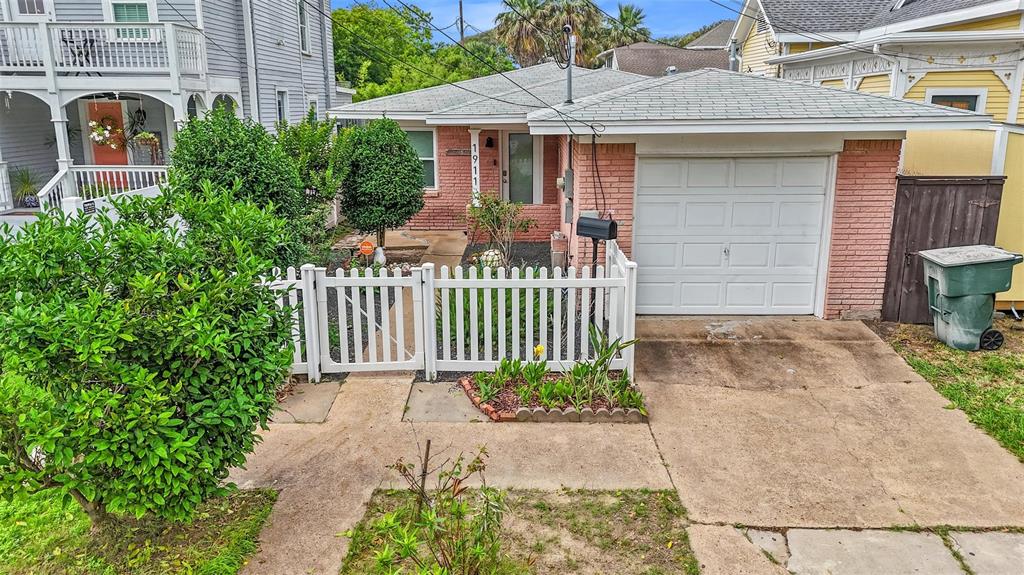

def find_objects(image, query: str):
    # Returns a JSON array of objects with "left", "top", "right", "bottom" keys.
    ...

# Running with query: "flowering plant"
[{"left": 88, "top": 116, "right": 124, "bottom": 149}]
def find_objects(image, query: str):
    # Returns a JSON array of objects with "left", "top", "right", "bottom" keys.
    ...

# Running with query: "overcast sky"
[{"left": 330, "top": 0, "right": 739, "bottom": 41}]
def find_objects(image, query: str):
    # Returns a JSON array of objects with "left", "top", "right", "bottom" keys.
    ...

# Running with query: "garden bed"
[
  {"left": 341, "top": 488, "right": 698, "bottom": 574},
  {"left": 463, "top": 241, "right": 551, "bottom": 269},
  {"left": 456, "top": 355, "right": 647, "bottom": 423}
]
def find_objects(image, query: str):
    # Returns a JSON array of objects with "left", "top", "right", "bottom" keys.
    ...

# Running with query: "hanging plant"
[{"left": 88, "top": 115, "right": 124, "bottom": 149}]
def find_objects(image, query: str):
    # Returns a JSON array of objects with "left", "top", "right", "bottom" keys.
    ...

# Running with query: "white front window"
[
  {"left": 104, "top": 0, "right": 157, "bottom": 39},
  {"left": 925, "top": 88, "right": 987, "bottom": 113},
  {"left": 298, "top": 0, "right": 310, "bottom": 53},
  {"left": 11, "top": 0, "right": 52, "bottom": 21},
  {"left": 403, "top": 129, "right": 437, "bottom": 189}
]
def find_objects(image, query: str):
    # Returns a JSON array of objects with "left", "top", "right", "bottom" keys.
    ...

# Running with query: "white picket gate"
[{"left": 267, "top": 240, "right": 637, "bottom": 381}]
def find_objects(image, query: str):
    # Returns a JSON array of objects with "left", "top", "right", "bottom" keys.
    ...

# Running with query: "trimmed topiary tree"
[
  {"left": 0, "top": 184, "right": 294, "bottom": 531},
  {"left": 338, "top": 118, "right": 424, "bottom": 247},
  {"left": 169, "top": 106, "right": 309, "bottom": 263}
]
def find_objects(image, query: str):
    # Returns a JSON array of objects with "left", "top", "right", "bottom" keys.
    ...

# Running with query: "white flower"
[{"left": 88, "top": 121, "right": 97, "bottom": 127}]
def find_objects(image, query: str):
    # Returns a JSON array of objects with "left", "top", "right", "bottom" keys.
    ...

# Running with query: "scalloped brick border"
[{"left": 458, "top": 377, "right": 648, "bottom": 423}]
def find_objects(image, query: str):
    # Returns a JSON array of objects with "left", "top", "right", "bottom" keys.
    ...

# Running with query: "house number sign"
[{"left": 469, "top": 129, "right": 481, "bottom": 206}]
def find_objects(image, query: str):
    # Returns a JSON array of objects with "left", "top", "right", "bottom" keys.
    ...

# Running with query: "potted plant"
[{"left": 10, "top": 167, "right": 39, "bottom": 208}]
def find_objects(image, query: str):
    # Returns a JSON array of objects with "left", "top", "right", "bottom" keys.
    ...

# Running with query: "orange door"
[{"left": 87, "top": 102, "right": 128, "bottom": 165}]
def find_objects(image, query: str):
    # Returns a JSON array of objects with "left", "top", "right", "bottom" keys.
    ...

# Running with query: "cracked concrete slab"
[
  {"left": 688, "top": 525, "right": 788, "bottom": 575},
  {"left": 745, "top": 529, "right": 790, "bottom": 565},
  {"left": 271, "top": 381, "right": 342, "bottom": 424},
  {"left": 786, "top": 529, "right": 962, "bottom": 575},
  {"left": 950, "top": 531, "right": 1024, "bottom": 575},
  {"left": 404, "top": 382, "right": 485, "bottom": 423}
]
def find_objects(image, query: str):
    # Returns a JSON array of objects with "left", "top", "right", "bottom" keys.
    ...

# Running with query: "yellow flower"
[{"left": 533, "top": 344, "right": 545, "bottom": 359}]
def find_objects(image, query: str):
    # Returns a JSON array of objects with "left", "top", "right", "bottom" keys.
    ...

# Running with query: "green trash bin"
[{"left": 918, "top": 245, "right": 1023, "bottom": 351}]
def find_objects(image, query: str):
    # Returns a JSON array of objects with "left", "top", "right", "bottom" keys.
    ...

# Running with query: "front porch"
[{"left": 0, "top": 90, "right": 186, "bottom": 211}]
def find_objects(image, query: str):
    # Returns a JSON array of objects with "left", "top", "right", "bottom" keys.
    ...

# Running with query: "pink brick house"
[{"left": 330, "top": 65, "right": 987, "bottom": 319}]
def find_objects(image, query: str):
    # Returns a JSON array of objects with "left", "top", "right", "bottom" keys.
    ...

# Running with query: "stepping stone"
[
  {"left": 272, "top": 381, "right": 342, "bottom": 424},
  {"left": 787, "top": 529, "right": 961, "bottom": 575},
  {"left": 951, "top": 531, "right": 1024, "bottom": 575},
  {"left": 745, "top": 528, "right": 789, "bottom": 565},
  {"left": 403, "top": 382, "right": 485, "bottom": 423}
]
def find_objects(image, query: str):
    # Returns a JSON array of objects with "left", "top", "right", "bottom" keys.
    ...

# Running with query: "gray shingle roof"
[
  {"left": 607, "top": 43, "right": 730, "bottom": 76},
  {"left": 329, "top": 62, "right": 645, "bottom": 118},
  {"left": 757, "top": 0, "right": 1002, "bottom": 34},
  {"left": 528, "top": 68, "right": 985, "bottom": 124},
  {"left": 686, "top": 20, "right": 736, "bottom": 48},
  {"left": 433, "top": 68, "right": 646, "bottom": 117}
]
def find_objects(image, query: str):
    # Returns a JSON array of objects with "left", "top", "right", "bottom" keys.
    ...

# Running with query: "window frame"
[
  {"left": 403, "top": 127, "right": 438, "bottom": 191},
  {"left": 297, "top": 0, "right": 311, "bottom": 54},
  {"left": 102, "top": 0, "right": 158, "bottom": 42},
  {"left": 276, "top": 89, "right": 288, "bottom": 123},
  {"left": 925, "top": 87, "right": 987, "bottom": 113}
]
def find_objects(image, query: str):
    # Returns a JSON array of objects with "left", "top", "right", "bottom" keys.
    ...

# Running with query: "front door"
[
  {"left": 500, "top": 132, "right": 540, "bottom": 204},
  {"left": 86, "top": 101, "right": 129, "bottom": 165},
  {"left": 11, "top": 0, "right": 54, "bottom": 21}
]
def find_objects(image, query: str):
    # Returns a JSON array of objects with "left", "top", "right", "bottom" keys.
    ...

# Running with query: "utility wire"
[
  {"left": 302, "top": 0, "right": 557, "bottom": 110},
  {"left": 379, "top": 0, "right": 603, "bottom": 134},
  {"left": 158, "top": 0, "right": 254, "bottom": 73},
  {"left": 498, "top": 0, "right": 571, "bottom": 69}
]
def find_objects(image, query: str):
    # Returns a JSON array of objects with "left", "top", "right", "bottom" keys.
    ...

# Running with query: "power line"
[
  {"left": 158, "top": 0, "right": 254, "bottom": 73},
  {"left": 306, "top": 0, "right": 557, "bottom": 110},
  {"left": 378, "top": 0, "right": 603, "bottom": 134},
  {"left": 497, "top": 0, "right": 571, "bottom": 69}
]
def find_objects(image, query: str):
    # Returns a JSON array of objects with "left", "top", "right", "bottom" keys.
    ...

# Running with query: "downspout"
[
  {"left": 241, "top": 0, "right": 261, "bottom": 122},
  {"left": 321, "top": 0, "right": 332, "bottom": 110}
]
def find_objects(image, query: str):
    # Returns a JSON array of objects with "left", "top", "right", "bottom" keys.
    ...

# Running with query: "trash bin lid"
[{"left": 918, "top": 245, "right": 1022, "bottom": 267}]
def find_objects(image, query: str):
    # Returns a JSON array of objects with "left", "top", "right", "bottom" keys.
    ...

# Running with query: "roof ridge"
[
  {"left": 537, "top": 69, "right": 712, "bottom": 118},
  {"left": 430, "top": 66, "right": 624, "bottom": 115}
]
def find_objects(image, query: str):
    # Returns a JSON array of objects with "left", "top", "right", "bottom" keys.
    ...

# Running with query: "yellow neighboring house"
[{"left": 729, "top": 0, "right": 1024, "bottom": 310}]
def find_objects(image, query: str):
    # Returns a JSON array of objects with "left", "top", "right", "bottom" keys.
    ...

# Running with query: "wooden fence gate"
[{"left": 882, "top": 176, "right": 1005, "bottom": 323}]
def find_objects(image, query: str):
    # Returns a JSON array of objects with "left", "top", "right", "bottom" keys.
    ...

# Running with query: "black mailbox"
[{"left": 576, "top": 216, "right": 617, "bottom": 241}]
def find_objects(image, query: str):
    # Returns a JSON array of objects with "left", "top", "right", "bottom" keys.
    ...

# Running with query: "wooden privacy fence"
[
  {"left": 883, "top": 176, "right": 1005, "bottom": 323},
  {"left": 267, "top": 240, "right": 638, "bottom": 381}
]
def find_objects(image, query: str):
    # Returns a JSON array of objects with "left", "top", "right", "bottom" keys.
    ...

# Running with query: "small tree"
[
  {"left": 466, "top": 194, "right": 536, "bottom": 268},
  {"left": 169, "top": 106, "right": 310, "bottom": 262},
  {"left": 338, "top": 118, "right": 424, "bottom": 247},
  {"left": 0, "top": 184, "right": 294, "bottom": 531}
]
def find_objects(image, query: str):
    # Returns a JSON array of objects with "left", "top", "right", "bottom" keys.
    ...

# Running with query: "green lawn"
[
  {"left": 888, "top": 318, "right": 1024, "bottom": 461},
  {"left": 342, "top": 488, "right": 699, "bottom": 575},
  {"left": 0, "top": 489, "right": 276, "bottom": 575}
]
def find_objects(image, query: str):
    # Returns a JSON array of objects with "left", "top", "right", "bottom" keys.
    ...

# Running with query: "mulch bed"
[
  {"left": 458, "top": 375, "right": 646, "bottom": 423},
  {"left": 462, "top": 241, "right": 551, "bottom": 268}
]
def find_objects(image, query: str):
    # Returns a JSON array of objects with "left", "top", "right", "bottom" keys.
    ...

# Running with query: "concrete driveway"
[{"left": 636, "top": 317, "right": 1024, "bottom": 529}]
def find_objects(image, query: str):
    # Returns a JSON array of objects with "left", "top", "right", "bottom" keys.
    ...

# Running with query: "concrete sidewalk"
[{"left": 233, "top": 316, "right": 1024, "bottom": 574}]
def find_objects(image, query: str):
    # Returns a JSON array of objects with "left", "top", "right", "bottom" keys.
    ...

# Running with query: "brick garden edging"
[{"left": 458, "top": 377, "right": 648, "bottom": 423}]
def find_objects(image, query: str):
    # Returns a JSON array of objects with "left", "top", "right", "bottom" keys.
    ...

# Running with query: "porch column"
[
  {"left": 49, "top": 98, "right": 73, "bottom": 173},
  {"left": 168, "top": 97, "right": 189, "bottom": 151},
  {"left": 469, "top": 128, "right": 481, "bottom": 206},
  {"left": 0, "top": 142, "right": 11, "bottom": 211}
]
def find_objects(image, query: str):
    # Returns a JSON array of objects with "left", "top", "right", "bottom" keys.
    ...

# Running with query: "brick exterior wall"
[
  {"left": 824, "top": 140, "right": 902, "bottom": 320},
  {"left": 405, "top": 126, "right": 559, "bottom": 241},
  {"left": 565, "top": 141, "right": 636, "bottom": 267}
]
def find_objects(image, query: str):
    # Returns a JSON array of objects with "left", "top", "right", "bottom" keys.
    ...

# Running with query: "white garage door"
[{"left": 634, "top": 157, "right": 830, "bottom": 315}]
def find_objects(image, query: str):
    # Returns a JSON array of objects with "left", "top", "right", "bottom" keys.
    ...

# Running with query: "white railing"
[
  {"left": 274, "top": 241, "right": 637, "bottom": 381},
  {"left": 0, "top": 22, "right": 205, "bottom": 75},
  {"left": 38, "top": 165, "right": 168, "bottom": 210},
  {"left": 0, "top": 162, "right": 12, "bottom": 212}
]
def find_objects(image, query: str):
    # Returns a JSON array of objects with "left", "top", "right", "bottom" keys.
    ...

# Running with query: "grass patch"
[
  {"left": 887, "top": 318, "right": 1024, "bottom": 461},
  {"left": 341, "top": 488, "right": 698, "bottom": 574},
  {"left": 0, "top": 489, "right": 276, "bottom": 575}
]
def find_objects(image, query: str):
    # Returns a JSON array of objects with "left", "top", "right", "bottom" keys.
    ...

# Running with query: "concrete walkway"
[{"left": 233, "top": 312, "right": 1024, "bottom": 573}]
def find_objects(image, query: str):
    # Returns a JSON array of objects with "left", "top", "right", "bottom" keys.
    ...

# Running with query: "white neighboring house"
[{"left": 0, "top": 0, "right": 335, "bottom": 214}]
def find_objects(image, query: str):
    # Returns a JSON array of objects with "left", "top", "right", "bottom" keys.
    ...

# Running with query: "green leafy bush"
[
  {"left": 0, "top": 184, "right": 294, "bottom": 530},
  {"left": 337, "top": 118, "right": 424, "bottom": 247},
  {"left": 169, "top": 106, "right": 310, "bottom": 263},
  {"left": 466, "top": 195, "right": 535, "bottom": 269},
  {"left": 276, "top": 108, "right": 345, "bottom": 204}
]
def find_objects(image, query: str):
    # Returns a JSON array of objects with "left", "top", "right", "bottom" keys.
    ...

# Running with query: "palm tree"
[
  {"left": 539, "top": 0, "right": 603, "bottom": 65},
  {"left": 494, "top": 0, "right": 547, "bottom": 67},
  {"left": 606, "top": 3, "right": 650, "bottom": 47}
]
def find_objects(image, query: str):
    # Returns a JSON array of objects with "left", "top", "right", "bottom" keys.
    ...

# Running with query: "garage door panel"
[
  {"left": 637, "top": 158, "right": 685, "bottom": 189},
  {"left": 635, "top": 156, "right": 829, "bottom": 315}
]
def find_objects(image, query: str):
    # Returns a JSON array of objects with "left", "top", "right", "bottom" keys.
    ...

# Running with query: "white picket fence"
[{"left": 267, "top": 241, "right": 637, "bottom": 381}]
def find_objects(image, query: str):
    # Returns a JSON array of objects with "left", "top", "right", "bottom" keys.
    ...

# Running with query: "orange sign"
[{"left": 358, "top": 241, "right": 374, "bottom": 256}]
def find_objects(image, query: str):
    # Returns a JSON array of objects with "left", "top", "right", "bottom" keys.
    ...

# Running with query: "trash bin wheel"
[{"left": 980, "top": 329, "right": 1004, "bottom": 351}]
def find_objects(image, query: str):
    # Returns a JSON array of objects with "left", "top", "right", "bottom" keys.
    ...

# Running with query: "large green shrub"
[
  {"left": 338, "top": 118, "right": 424, "bottom": 247},
  {"left": 169, "top": 106, "right": 309, "bottom": 262},
  {"left": 276, "top": 108, "right": 345, "bottom": 204},
  {"left": 0, "top": 184, "right": 294, "bottom": 530}
]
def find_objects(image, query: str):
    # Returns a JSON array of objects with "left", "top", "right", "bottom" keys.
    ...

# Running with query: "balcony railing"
[
  {"left": 0, "top": 22, "right": 205, "bottom": 76},
  {"left": 38, "top": 165, "right": 168, "bottom": 211}
]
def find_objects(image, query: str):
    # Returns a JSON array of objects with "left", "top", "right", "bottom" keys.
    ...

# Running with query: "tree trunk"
[
  {"left": 70, "top": 489, "right": 114, "bottom": 534},
  {"left": 377, "top": 227, "right": 386, "bottom": 249}
]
